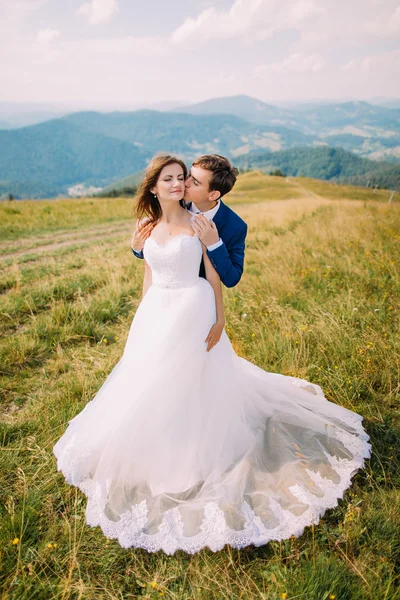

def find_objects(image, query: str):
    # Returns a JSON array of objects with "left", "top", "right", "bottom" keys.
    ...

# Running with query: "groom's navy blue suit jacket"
[{"left": 132, "top": 200, "right": 247, "bottom": 288}]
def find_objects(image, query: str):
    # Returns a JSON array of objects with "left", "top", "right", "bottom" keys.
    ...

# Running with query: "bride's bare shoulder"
[{"left": 181, "top": 208, "right": 195, "bottom": 232}]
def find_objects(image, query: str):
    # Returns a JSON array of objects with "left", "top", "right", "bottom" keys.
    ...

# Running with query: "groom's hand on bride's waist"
[{"left": 191, "top": 215, "right": 220, "bottom": 248}]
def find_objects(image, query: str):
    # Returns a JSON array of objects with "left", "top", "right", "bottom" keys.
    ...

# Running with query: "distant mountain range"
[
  {"left": 0, "top": 95, "right": 399, "bottom": 198},
  {"left": 175, "top": 96, "right": 400, "bottom": 162},
  {"left": 177, "top": 95, "right": 400, "bottom": 127},
  {"left": 0, "top": 100, "right": 189, "bottom": 129},
  {"left": 368, "top": 98, "right": 400, "bottom": 109}
]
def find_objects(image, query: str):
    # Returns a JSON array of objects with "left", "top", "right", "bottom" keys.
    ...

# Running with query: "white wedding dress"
[{"left": 54, "top": 233, "right": 371, "bottom": 555}]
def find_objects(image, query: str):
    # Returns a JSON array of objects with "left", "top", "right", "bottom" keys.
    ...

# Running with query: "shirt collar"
[{"left": 188, "top": 199, "right": 221, "bottom": 220}]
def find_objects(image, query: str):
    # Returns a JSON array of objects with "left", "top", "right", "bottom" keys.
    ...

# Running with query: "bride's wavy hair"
[{"left": 134, "top": 154, "right": 188, "bottom": 224}]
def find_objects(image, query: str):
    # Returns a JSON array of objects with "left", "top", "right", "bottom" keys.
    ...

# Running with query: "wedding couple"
[{"left": 53, "top": 153, "right": 371, "bottom": 555}]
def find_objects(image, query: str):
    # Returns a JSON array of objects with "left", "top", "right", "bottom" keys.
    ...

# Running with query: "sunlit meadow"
[{"left": 0, "top": 173, "right": 399, "bottom": 599}]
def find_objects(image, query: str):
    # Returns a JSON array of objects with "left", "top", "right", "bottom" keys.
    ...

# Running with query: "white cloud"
[
  {"left": 37, "top": 28, "right": 60, "bottom": 44},
  {"left": 289, "top": 0, "right": 321, "bottom": 22},
  {"left": 171, "top": 0, "right": 270, "bottom": 44},
  {"left": 342, "top": 59, "right": 357, "bottom": 71},
  {"left": 294, "top": 0, "right": 400, "bottom": 52},
  {"left": 171, "top": 0, "right": 400, "bottom": 50},
  {"left": 364, "top": 5, "right": 400, "bottom": 38},
  {"left": 254, "top": 52, "right": 325, "bottom": 75},
  {"left": 171, "top": 0, "right": 323, "bottom": 44},
  {"left": 342, "top": 50, "right": 400, "bottom": 73},
  {"left": 1, "top": 0, "right": 50, "bottom": 17},
  {"left": 0, "top": 0, "right": 50, "bottom": 41},
  {"left": 69, "top": 35, "right": 166, "bottom": 57},
  {"left": 0, "top": 0, "right": 399, "bottom": 104},
  {"left": 76, "top": 0, "right": 118, "bottom": 25}
]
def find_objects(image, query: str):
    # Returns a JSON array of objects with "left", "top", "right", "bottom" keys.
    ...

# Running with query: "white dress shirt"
[{"left": 186, "top": 200, "right": 223, "bottom": 251}]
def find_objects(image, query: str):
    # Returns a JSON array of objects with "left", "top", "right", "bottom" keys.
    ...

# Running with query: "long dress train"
[{"left": 53, "top": 233, "right": 371, "bottom": 555}]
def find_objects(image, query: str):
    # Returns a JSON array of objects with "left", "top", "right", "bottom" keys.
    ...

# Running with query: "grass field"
[{"left": 0, "top": 174, "right": 399, "bottom": 599}]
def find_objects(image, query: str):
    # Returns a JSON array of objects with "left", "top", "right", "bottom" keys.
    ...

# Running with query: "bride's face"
[{"left": 151, "top": 163, "right": 185, "bottom": 203}]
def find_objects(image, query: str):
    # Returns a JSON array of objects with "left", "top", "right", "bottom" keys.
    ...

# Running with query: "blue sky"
[{"left": 1, "top": 0, "right": 399, "bottom": 108}]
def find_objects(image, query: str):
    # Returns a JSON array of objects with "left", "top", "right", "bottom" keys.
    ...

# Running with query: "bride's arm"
[
  {"left": 142, "top": 260, "right": 152, "bottom": 298},
  {"left": 202, "top": 244, "right": 225, "bottom": 352}
]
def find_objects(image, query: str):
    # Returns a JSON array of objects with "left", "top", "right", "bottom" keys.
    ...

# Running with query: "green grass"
[
  {"left": 294, "top": 177, "right": 397, "bottom": 202},
  {"left": 0, "top": 197, "right": 134, "bottom": 242},
  {"left": 230, "top": 172, "right": 304, "bottom": 203},
  {"left": 0, "top": 174, "right": 399, "bottom": 599}
]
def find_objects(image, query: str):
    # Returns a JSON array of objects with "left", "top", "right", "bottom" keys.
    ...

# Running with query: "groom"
[{"left": 131, "top": 154, "right": 247, "bottom": 288}]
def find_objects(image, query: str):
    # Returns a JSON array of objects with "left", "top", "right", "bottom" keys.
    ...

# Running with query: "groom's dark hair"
[{"left": 193, "top": 154, "right": 239, "bottom": 198}]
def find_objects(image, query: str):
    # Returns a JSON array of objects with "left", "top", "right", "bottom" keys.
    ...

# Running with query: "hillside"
[
  {"left": 1, "top": 100, "right": 399, "bottom": 199},
  {"left": 0, "top": 110, "right": 314, "bottom": 198},
  {"left": 61, "top": 109, "right": 312, "bottom": 156},
  {"left": 100, "top": 147, "right": 400, "bottom": 198},
  {"left": 235, "top": 147, "right": 400, "bottom": 191},
  {"left": 177, "top": 95, "right": 400, "bottom": 133},
  {"left": 173, "top": 94, "right": 290, "bottom": 123},
  {"left": 99, "top": 170, "right": 145, "bottom": 195},
  {"left": 0, "top": 119, "right": 149, "bottom": 199}
]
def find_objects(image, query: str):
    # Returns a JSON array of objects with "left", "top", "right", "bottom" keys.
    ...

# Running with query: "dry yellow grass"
[{"left": 0, "top": 174, "right": 399, "bottom": 599}]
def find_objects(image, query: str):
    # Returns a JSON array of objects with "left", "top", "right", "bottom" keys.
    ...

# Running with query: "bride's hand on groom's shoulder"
[
  {"left": 205, "top": 320, "right": 225, "bottom": 352},
  {"left": 131, "top": 219, "right": 154, "bottom": 252}
]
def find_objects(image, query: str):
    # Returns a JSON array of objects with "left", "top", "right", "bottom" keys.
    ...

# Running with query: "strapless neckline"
[{"left": 146, "top": 233, "right": 198, "bottom": 249}]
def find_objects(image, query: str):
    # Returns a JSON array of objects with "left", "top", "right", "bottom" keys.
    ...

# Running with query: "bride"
[{"left": 53, "top": 154, "right": 371, "bottom": 555}]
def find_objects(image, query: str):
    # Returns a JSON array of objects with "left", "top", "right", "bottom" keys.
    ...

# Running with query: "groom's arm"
[
  {"left": 207, "top": 224, "right": 247, "bottom": 288},
  {"left": 131, "top": 247, "right": 144, "bottom": 259}
]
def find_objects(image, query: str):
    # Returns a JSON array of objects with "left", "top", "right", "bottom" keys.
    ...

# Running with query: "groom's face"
[{"left": 184, "top": 166, "right": 214, "bottom": 205}]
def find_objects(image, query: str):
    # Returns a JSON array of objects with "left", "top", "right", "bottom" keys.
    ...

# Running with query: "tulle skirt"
[{"left": 53, "top": 277, "right": 371, "bottom": 555}]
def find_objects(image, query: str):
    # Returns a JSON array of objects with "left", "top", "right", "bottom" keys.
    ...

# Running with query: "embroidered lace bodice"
[{"left": 144, "top": 234, "right": 202, "bottom": 289}]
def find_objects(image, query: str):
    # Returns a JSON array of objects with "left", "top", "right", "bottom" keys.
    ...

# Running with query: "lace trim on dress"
[{"left": 55, "top": 416, "right": 371, "bottom": 555}]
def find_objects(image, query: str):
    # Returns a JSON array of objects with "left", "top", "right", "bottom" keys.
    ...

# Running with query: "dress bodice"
[{"left": 144, "top": 233, "right": 202, "bottom": 289}]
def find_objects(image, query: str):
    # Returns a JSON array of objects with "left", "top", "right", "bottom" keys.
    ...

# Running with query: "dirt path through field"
[
  {"left": 289, "top": 179, "right": 325, "bottom": 200},
  {"left": 0, "top": 221, "right": 132, "bottom": 260}
]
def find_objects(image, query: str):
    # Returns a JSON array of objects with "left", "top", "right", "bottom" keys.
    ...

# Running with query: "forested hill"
[
  {"left": 235, "top": 147, "right": 400, "bottom": 191},
  {"left": 101, "top": 146, "right": 400, "bottom": 196}
]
